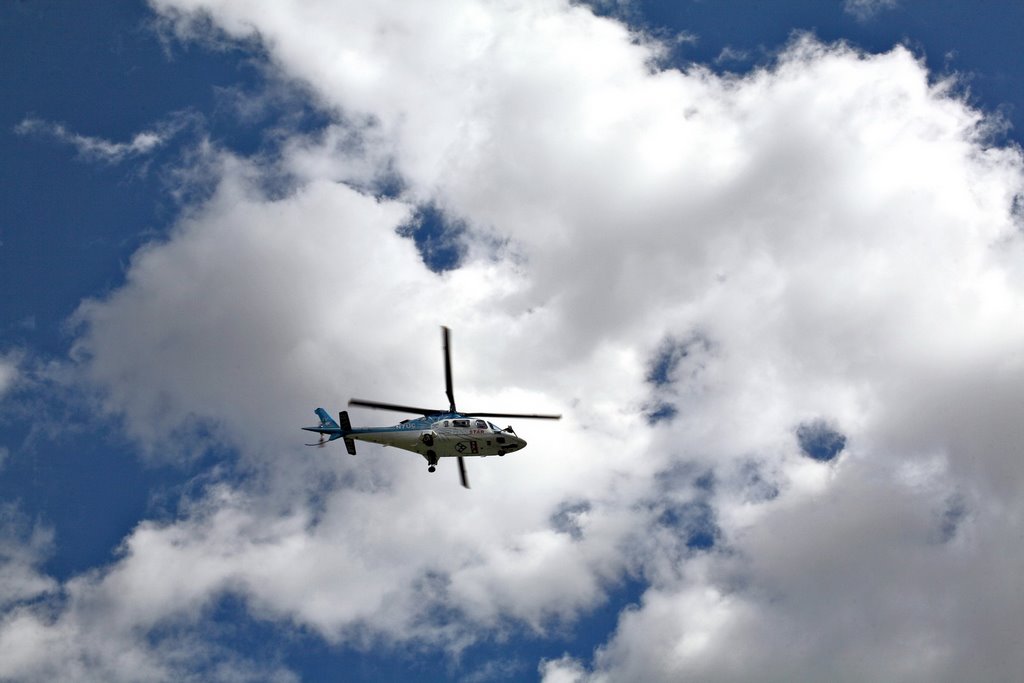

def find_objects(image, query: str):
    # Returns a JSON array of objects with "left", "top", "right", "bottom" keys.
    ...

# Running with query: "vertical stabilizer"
[{"left": 315, "top": 408, "right": 340, "bottom": 429}]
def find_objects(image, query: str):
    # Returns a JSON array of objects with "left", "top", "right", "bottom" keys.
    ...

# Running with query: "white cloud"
[
  {"left": 14, "top": 114, "right": 192, "bottom": 164},
  {"left": 16, "top": 0, "right": 1024, "bottom": 680},
  {"left": 0, "top": 602, "right": 299, "bottom": 683},
  {"left": 0, "top": 353, "right": 19, "bottom": 398},
  {"left": 714, "top": 45, "right": 750, "bottom": 65},
  {"left": 844, "top": 0, "right": 900, "bottom": 21},
  {"left": 0, "top": 500, "right": 298, "bottom": 682},
  {"left": 0, "top": 506, "right": 57, "bottom": 611}
]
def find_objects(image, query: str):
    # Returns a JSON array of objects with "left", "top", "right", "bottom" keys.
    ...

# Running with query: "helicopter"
[{"left": 302, "top": 327, "right": 561, "bottom": 488}]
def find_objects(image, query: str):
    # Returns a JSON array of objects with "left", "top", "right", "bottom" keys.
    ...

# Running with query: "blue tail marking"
[{"left": 315, "top": 408, "right": 340, "bottom": 430}]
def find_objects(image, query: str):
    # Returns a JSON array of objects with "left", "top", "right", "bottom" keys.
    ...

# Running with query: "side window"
[
  {"left": 444, "top": 421, "right": 450, "bottom": 428},
  {"left": 453, "top": 419, "right": 470, "bottom": 428},
  {"left": 475, "top": 420, "right": 487, "bottom": 429}
]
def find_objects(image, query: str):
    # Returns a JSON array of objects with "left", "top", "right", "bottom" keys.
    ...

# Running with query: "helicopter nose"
[{"left": 499, "top": 435, "right": 527, "bottom": 453}]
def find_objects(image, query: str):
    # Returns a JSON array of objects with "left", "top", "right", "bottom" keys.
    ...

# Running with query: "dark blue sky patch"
[
  {"left": 646, "top": 337, "right": 687, "bottom": 387},
  {"left": 796, "top": 419, "right": 847, "bottom": 462},
  {"left": 283, "top": 641, "right": 456, "bottom": 683},
  {"left": 0, "top": 377, "right": 185, "bottom": 580},
  {"left": 646, "top": 464, "right": 723, "bottom": 550},
  {"left": 396, "top": 204, "right": 468, "bottom": 273},
  {"left": 644, "top": 401, "right": 677, "bottom": 425},
  {"left": 656, "top": 500, "right": 719, "bottom": 551},
  {"left": 645, "top": 334, "right": 710, "bottom": 388}
]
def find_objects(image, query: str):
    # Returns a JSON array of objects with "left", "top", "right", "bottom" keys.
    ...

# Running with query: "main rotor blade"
[
  {"left": 348, "top": 399, "right": 443, "bottom": 416},
  {"left": 443, "top": 326, "right": 456, "bottom": 412},
  {"left": 464, "top": 411, "right": 562, "bottom": 420},
  {"left": 457, "top": 455, "right": 470, "bottom": 489}
]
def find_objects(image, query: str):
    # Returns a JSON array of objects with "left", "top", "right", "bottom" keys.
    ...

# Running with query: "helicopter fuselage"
[
  {"left": 303, "top": 413, "right": 527, "bottom": 460},
  {"left": 304, "top": 326, "right": 557, "bottom": 488}
]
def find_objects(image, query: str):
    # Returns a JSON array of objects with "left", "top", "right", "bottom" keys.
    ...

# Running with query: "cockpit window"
[
  {"left": 475, "top": 420, "right": 487, "bottom": 429},
  {"left": 488, "top": 422, "right": 500, "bottom": 431}
]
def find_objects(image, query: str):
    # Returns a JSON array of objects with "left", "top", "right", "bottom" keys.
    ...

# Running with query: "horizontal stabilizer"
[{"left": 338, "top": 411, "right": 356, "bottom": 455}]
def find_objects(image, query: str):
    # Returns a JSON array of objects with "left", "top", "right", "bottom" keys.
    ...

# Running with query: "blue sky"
[{"left": 3, "top": 2, "right": 1024, "bottom": 681}]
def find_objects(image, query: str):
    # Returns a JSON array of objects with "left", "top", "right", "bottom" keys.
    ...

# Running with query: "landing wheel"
[{"left": 428, "top": 465, "right": 436, "bottom": 473}]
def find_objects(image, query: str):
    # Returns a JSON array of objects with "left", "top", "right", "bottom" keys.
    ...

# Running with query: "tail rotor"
[{"left": 304, "top": 433, "right": 328, "bottom": 448}]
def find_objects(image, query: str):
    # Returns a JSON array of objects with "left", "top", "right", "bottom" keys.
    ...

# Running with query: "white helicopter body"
[{"left": 303, "top": 328, "right": 558, "bottom": 488}]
